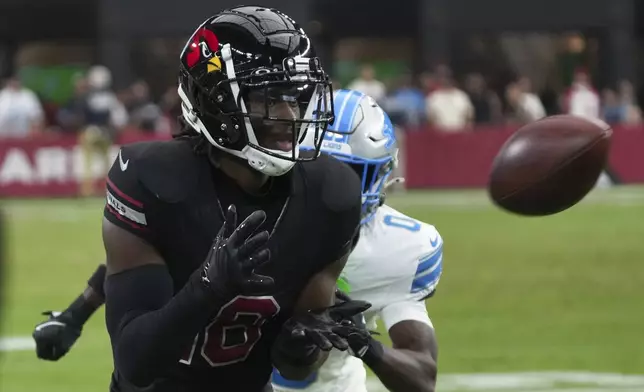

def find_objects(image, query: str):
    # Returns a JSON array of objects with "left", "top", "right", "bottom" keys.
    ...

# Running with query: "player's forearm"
[
  {"left": 63, "top": 287, "right": 103, "bottom": 326},
  {"left": 61, "top": 264, "right": 107, "bottom": 325},
  {"left": 369, "top": 347, "right": 437, "bottom": 392},
  {"left": 82, "top": 285, "right": 105, "bottom": 307},
  {"left": 105, "top": 265, "right": 224, "bottom": 387}
]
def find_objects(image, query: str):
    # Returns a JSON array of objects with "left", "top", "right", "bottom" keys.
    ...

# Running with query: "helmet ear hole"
[
  {"left": 192, "top": 88, "right": 238, "bottom": 144},
  {"left": 202, "top": 112, "right": 245, "bottom": 148},
  {"left": 227, "top": 117, "right": 243, "bottom": 143}
]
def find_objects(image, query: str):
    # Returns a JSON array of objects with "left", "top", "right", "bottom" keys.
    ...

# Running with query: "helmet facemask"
[
  {"left": 180, "top": 42, "right": 334, "bottom": 176},
  {"left": 345, "top": 157, "right": 395, "bottom": 224}
]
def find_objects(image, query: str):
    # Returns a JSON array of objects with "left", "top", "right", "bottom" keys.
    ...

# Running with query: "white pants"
[{"left": 272, "top": 352, "right": 368, "bottom": 392}]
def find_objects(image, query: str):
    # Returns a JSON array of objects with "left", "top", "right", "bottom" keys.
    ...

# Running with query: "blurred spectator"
[
  {"left": 557, "top": 33, "right": 593, "bottom": 88},
  {"left": 601, "top": 89, "right": 626, "bottom": 124},
  {"left": 116, "top": 87, "right": 134, "bottom": 114},
  {"left": 57, "top": 75, "right": 90, "bottom": 133},
  {"left": 506, "top": 77, "right": 546, "bottom": 123},
  {"left": 617, "top": 80, "right": 642, "bottom": 125},
  {"left": 0, "top": 75, "right": 44, "bottom": 138},
  {"left": 78, "top": 65, "right": 128, "bottom": 197},
  {"left": 419, "top": 71, "right": 437, "bottom": 95},
  {"left": 383, "top": 73, "right": 425, "bottom": 128},
  {"left": 425, "top": 67, "right": 473, "bottom": 132},
  {"left": 127, "top": 80, "right": 163, "bottom": 133},
  {"left": 561, "top": 68, "right": 599, "bottom": 119},
  {"left": 157, "top": 86, "right": 182, "bottom": 136},
  {"left": 516, "top": 77, "right": 546, "bottom": 121},
  {"left": 83, "top": 65, "right": 128, "bottom": 129},
  {"left": 348, "top": 64, "right": 386, "bottom": 103},
  {"left": 463, "top": 72, "right": 502, "bottom": 124}
]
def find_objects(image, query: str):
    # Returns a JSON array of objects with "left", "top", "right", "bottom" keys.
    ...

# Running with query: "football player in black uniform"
[{"left": 33, "top": 6, "right": 370, "bottom": 392}]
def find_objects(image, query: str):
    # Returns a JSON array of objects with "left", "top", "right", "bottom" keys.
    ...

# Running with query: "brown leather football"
[{"left": 488, "top": 115, "right": 612, "bottom": 216}]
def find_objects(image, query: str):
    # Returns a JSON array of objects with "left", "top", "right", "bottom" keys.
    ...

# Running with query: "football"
[{"left": 488, "top": 115, "right": 612, "bottom": 216}]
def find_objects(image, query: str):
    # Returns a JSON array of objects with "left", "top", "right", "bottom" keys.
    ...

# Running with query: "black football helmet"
[{"left": 178, "top": 6, "right": 334, "bottom": 176}]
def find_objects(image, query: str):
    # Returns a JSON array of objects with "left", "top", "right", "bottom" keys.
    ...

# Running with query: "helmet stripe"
[{"left": 329, "top": 89, "right": 364, "bottom": 133}]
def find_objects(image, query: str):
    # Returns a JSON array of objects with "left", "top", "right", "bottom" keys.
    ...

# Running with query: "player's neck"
[{"left": 215, "top": 155, "right": 270, "bottom": 194}]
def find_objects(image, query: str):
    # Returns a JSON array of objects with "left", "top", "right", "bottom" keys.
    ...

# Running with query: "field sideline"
[{"left": 1, "top": 186, "right": 643, "bottom": 391}]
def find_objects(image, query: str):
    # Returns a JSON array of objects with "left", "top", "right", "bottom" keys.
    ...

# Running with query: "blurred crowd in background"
[
  {"left": 347, "top": 62, "right": 641, "bottom": 131},
  {"left": 0, "top": 65, "right": 181, "bottom": 139},
  {"left": 0, "top": 32, "right": 642, "bottom": 142}
]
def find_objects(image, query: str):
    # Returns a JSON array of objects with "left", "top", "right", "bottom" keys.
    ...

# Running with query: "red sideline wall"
[
  {"left": 404, "top": 125, "right": 644, "bottom": 188},
  {"left": 0, "top": 126, "right": 643, "bottom": 197},
  {"left": 0, "top": 133, "right": 170, "bottom": 197}
]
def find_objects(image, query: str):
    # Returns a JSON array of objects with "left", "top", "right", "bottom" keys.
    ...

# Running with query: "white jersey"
[{"left": 272, "top": 204, "right": 443, "bottom": 392}]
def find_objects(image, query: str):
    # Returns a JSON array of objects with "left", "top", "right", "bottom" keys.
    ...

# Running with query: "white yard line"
[{"left": 0, "top": 336, "right": 35, "bottom": 351}]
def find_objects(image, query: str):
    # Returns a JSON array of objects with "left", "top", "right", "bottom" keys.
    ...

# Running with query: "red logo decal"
[{"left": 186, "top": 28, "right": 220, "bottom": 68}]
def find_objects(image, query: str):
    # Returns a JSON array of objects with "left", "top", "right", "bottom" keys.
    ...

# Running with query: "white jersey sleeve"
[
  {"left": 380, "top": 296, "right": 434, "bottom": 331},
  {"left": 406, "top": 219, "right": 443, "bottom": 302},
  {"left": 341, "top": 205, "right": 443, "bottom": 329},
  {"left": 376, "top": 205, "right": 443, "bottom": 329}
]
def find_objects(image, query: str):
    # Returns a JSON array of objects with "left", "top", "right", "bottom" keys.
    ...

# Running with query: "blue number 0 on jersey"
[{"left": 383, "top": 215, "right": 421, "bottom": 232}]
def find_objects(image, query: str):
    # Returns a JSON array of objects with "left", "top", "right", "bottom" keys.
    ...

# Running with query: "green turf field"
[{"left": 1, "top": 187, "right": 643, "bottom": 391}]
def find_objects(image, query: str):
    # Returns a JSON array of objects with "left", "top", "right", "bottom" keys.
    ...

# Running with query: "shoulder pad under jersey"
[
  {"left": 127, "top": 138, "right": 206, "bottom": 203},
  {"left": 298, "top": 154, "right": 362, "bottom": 263},
  {"left": 301, "top": 154, "right": 362, "bottom": 214},
  {"left": 374, "top": 205, "right": 444, "bottom": 302},
  {"left": 408, "top": 222, "right": 443, "bottom": 301}
]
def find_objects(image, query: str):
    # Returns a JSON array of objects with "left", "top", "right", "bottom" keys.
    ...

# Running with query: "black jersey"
[{"left": 104, "top": 138, "right": 361, "bottom": 391}]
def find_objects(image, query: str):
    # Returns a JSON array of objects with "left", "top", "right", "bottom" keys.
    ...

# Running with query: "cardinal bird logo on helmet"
[{"left": 185, "top": 27, "right": 222, "bottom": 73}]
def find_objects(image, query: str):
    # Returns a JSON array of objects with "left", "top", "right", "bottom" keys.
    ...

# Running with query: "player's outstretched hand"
[
  {"left": 271, "top": 300, "right": 372, "bottom": 365},
  {"left": 33, "top": 311, "right": 82, "bottom": 361},
  {"left": 333, "top": 289, "right": 369, "bottom": 328},
  {"left": 202, "top": 204, "right": 274, "bottom": 298},
  {"left": 331, "top": 291, "right": 380, "bottom": 360}
]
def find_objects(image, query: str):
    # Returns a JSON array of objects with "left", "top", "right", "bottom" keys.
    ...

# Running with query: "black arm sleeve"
[
  {"left": 105, "top": 265, "right": 225, "bottom": 387},
  {"left": 87, "top": 264, "right": 107, "bottom": 298}
]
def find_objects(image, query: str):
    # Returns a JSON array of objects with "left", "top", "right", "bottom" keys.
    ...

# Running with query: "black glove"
[
  {"left": 33, "top": 310, "right": 82, "bottom": 361},
  {"left": 333, "top": 290, "right": 384, "bottom": 366},
  {"left": 202, "top": 204, "right": 274, "bottom": 298},
  {"left": 334, "top": 289, "right": 367, "bottom": 329},
  {"left": 271, "top": 300, "right": 372, "bottom": 366}
]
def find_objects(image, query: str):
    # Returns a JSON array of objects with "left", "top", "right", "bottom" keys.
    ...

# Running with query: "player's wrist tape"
[
  {"left": 64, "top": 295, "right": 95, "bottom": 326},
  {"left": 360, "top": 337, "right": 385, "bottom": 367},
  {"left": 87, "top": 264, "right": 107, "bottom": 298}
]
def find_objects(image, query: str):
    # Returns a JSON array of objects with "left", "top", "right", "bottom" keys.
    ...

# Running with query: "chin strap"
[
  {"left": 384, "top": 177, "right": 405, "bottom": 190},
  {"left": 378, "top": 177, "right": 405, "bottom": 207}
]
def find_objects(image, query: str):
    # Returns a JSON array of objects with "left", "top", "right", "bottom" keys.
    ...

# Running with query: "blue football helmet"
[{"left": 302, "top": 89, "right": 399, "bottom": 223}]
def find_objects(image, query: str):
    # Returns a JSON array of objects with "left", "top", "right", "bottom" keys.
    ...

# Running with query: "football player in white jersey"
[{"left": 272, "top": 89, "right": 441, "bottom": 392}]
